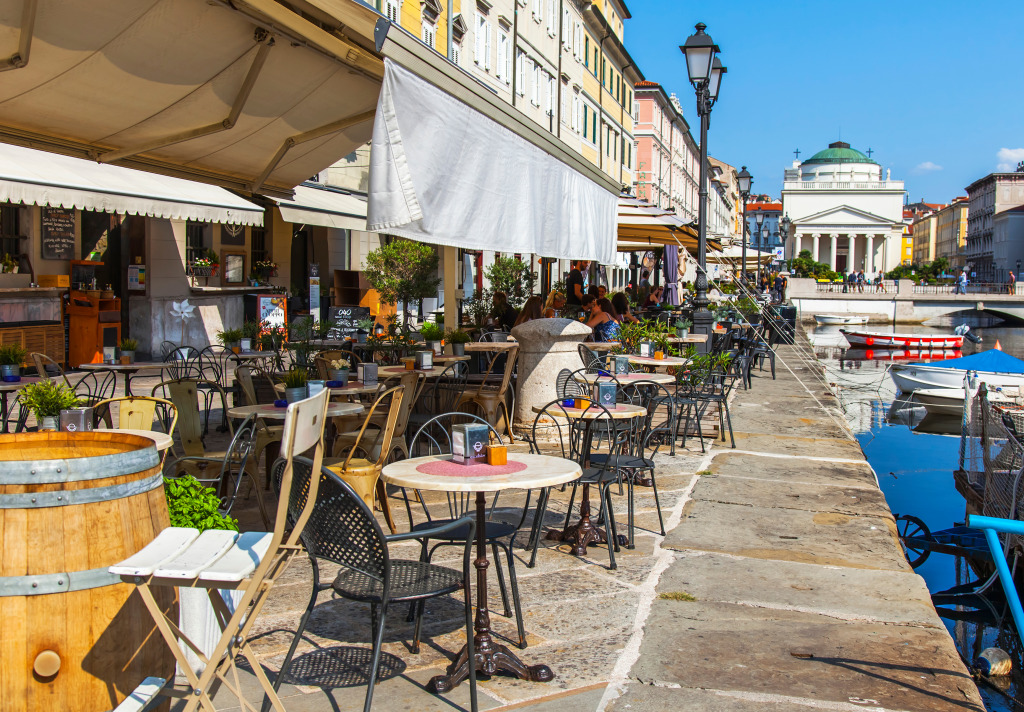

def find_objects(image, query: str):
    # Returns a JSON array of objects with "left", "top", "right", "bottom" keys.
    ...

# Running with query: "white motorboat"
[
  {"left": 914, "top": 388, "right": 967, "bottom": 417},
  {"left": 814, "top": 314, "right": 868, "bottom": 325},
  {"left": 889, "top": 350, "right": 1024, "bottom": 393}
]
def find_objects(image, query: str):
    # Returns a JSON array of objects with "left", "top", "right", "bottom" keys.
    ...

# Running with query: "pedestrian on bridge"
[
  {"left": 1009, "top": 270, "right": 1017, "bottom": 295},
  {"left": 955, "top": 270, "right": 968, "bottom": 295}
]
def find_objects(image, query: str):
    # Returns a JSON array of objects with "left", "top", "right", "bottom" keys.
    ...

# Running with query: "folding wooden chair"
[{"left": 107, "top": 388, "right": 331, "bottom": 712}]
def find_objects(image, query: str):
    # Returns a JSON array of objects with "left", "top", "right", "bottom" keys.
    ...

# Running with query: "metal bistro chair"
[
  {"left": 401, "top": 412, "right": 528, "bottom": 649},
  {"left": 164, "top": 346, "right": 202, "bottom": 381},
  {"left": 107, "top": 389, "right": 332, "bottom": 712},
  {"left": 458, "top": 345, "right": 519, "bottom": 436},
  {"left": 270, "top": 460, "right": 477, "bottom": 712},
  {"left": 578, "top": 343, "right": 604, "bottom": 372}
]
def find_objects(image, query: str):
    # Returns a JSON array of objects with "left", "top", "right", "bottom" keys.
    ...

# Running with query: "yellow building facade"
[{"left": 935, "top": 199, "right": 968, "bottom": 271}]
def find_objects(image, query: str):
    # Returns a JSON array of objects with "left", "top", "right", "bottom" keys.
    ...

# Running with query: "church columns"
[
  {"left": 811, "top": 233, "right": 820, "bottom": 263},
  {"left": 847, "top": 235, "right": 855, "bottom": 272},
  {"left": 829, "top": 234, "right": 838, "bottom": 271},
  {"left": 865, "top": 235, "right": 875, "bottom": 275}
]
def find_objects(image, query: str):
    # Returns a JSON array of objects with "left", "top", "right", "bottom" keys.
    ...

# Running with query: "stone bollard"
[{"left": 510, "top": 318, "right": 593, "bottom": 436}]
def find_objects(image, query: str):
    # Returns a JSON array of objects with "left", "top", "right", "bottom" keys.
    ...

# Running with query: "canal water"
[{"left": 808, "top": 316, "right": 1024, "bottom": 711}]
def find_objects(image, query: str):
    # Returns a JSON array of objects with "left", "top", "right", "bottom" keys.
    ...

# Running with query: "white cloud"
[
  {"left": 997, "top": 148, "right": 1024, "bottom": 172},
  {"left": 912, "top": 161, "right": 943, "bottom": 174}
]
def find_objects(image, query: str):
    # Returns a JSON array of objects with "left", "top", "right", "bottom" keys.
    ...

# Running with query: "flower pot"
[
  {"left": 338, "top": 369, "right": 350, "bottom": 386},
  {"left": 284, "top": 387, "right": 306, "bottom": 404},
  {"left": 1, "top": 364, "right": 20, "bottom": 378},
  {"left": 38, "top": 415, "right": 59, "bottom": 431},
  {"left": 676, "top": 328, "right": 689, "bottom": 338},
  {"left": 452, "top": 342, "right": 466, "bottom": 357},
  {"left": 120, "top": 350, "right": 135, "bottom": 364},
  {"left": 178, "top": 586, "right": 243, "bottom": 675}
]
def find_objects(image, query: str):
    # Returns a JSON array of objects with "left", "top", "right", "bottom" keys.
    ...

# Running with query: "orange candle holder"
[
  {"left": 119, "top": 356, "right": 130, "bottom": 365},
  {"left": 404, "top": 358, "right": 415, "bottom": 371},
  {"left": 654, "top": 350, "right": 665, "bottom": 360},
  {"left": 573, "top": 397, "right": 591, "bottom": 409},
  {"left": 486, "top": 444, "right": 508, "bottom": 466}
]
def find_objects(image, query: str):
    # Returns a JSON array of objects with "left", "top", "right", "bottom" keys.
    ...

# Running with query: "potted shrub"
[
  {"left": 119, "top": 338, "right": 138, "bottom": 364},
  {"left": 674, "top": 318, "right": 692, "bottom": 338},
  {"left": 327, "top": 357, "right": 351, "bottom": 384},
  {"left": 164, "top": 475, "right": 240, "bottom": 674},
  {"left": 420, "top": 321, "right": 445, "bottom": 354},
  {"left": 241, "top": 320, "right": 261, "bottom": 352},
  {"left": 216, "top": 327, "right": 244, "bottom": 354},
  {"left": 446, "top": 328, "right": 472, "bottom": 356},
  {"left": 356, "top": 318, "right": 374, "bottom": 344},
  {"left": 18, "top": 380, "right": 80, "bottom": 431},
  {"left": 281, "top": 369, "right": 308, "bottom": 403},
  {"left": 0, "top": 343, "right": 27, "bottom": 378}
]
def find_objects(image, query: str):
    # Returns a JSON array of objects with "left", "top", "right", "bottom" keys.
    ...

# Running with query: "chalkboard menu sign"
[
  {"left": 327, "top": 305, "right": 371, "bottom": 339},
  {"left": 40, "top": 207, "right": 75, "bottom": 260}
]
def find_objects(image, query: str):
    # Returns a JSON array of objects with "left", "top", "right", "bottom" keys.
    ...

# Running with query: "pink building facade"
[{"left": 633, "top": 80, "right": 699, "bottom": 224}]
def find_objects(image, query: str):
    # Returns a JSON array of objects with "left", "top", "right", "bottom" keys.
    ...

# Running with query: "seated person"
[
  {"left": 543, "top": 290, "right": 566, "bottom": 318},
  {"left": 514, "top": 295, "right": 543, "bottom": 327},
  {"left": 586, "top": 297, "right": 621, "bottom": 342},
  {"left": 580, "top": 293, "right": 597, "bottom": 319},
  {"left": 643, "top": 285, "right": 664, "bottom": 308},
  {"left": 490, "top": 291, "right": 518, "bottom": 331},
  {"left": 611, "top": 292, "right": 639, "bottom": 323},
  {"left": 597, "top": 284, "right": 608, "bottom": 300}
]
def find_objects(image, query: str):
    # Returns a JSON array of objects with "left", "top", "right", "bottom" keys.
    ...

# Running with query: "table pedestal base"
[
  {"left": 431, "top": 638, "right": 553, "bottom": 693},
  {"left": 543, "top": 482, "right": 627, "bottom": 557}
]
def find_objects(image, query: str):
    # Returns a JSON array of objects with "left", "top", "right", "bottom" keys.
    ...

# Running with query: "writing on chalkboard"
[
  {"left": 327, "top": 305, "right": 370, "bottom": 339},
  {"left": 40, "top": 207, "right": 75, "bottom": 260}
]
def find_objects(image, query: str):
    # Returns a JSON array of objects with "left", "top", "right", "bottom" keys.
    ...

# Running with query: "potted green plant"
[
  {"left": 17, "top": 380, "right": 81, "bottom": 431},
  {"left": 281, "top": 369, "right": 308, "bottom": 403},
  {"left": 446, "top": 328, "right": 472, "bottom": 356},
  {"left": 355, "top": 318, "right": 374, "bottom": 344},
  {"left": 674, "top": 318, "right": 692, "bottom": 338},
  {"left": 0, "top": 344, "right": 27, "bottom": 378},
  {"left": 216, "top": 327, "right": 244, "bottom": 354},
  {"left": 420, "top": 321, "right": 445, "bottom": 354},
  {"left": 164, "top": 475, "right": 240, "bottom": 674},
  {"left": 241, "top": 320, "right": 261, "bottom": 351},
  {"left": 119, "top": 338, "right": 138, "bottom": 364},
  {"left": 327, "top": 357, "right": 351, "bottom": 384}
]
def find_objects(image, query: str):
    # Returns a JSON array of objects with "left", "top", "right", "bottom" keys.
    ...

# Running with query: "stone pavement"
[{"left": 605, "top": 334, "right": 985, "bottom": 712}]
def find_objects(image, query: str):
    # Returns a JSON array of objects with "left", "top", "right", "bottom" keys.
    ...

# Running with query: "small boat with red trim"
[
  {"left": 840, "top": 329, "right": 963, "bottom": 349},
  {"left": 843, "top": 348, "right": 962, "bottom": 362}
]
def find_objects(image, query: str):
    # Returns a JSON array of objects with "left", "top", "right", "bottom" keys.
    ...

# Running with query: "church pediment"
[{"left": 795, "top": 204, "right": 893, "bottom": 228}]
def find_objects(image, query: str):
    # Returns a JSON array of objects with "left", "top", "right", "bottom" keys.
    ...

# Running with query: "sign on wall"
[
  {"left": 309, "top": 263, "right": 320, "bottom": 323},
  {"left": 220, "top": 223, "right": 245, "bottom": 246},
  {"left": 40, "top": 206, "right": 75, "bottom": 259}
]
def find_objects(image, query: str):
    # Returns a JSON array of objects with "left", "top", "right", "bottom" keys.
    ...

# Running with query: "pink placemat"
[{"left": 416, "top": 459, "right": 529, "bottom": 477}]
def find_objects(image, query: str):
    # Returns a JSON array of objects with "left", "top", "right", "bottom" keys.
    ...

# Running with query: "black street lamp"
[
  {"left": 736, "top": 166, "right": 752, "bottom": 286},
  {"left": 754, "top": 210, "right": 765, "bottom": 287},
  {"left": 680, "top": 23, "right": 724, "bottom": 351},
  {"left": 779, "top": 213, "right": 791, "bottom": 268}
]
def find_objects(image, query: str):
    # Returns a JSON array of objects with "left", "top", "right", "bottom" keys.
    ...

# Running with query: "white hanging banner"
[{"left": 367, "top": 59, "right": 616, "bottom": 264}]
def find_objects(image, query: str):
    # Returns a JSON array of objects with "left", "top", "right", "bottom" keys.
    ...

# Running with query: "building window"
[
  {"left": 421, "top": 19, "right": 436, "bottom": 48},
  {"left": 531, "top": 61, "right": 540, "bottom": 106},
  {"left": 546, "top": 0, "right": 556, "bottom": 36},
  {"left": 497, "top": 31, "right": 510, "bottom": 83},
  {"left": 384, "top": 0, "right": 400, "bottom": 22},
  {"left": 515, "top": 48, "right": 526, "bottom": 95},
  {"left": 546, "top": 72, "right": 556, "bottom": 117},
  {"left": 582, "top": 104, "right": 589, "bottom": 141},
  {"left": 532, "top": 0, "right": 541, "bottom": 21},
  {"left": 562, "top": 8, "right": 570, "bottom": 48},
  {"left": 572, "top": 93, "right": 581, "bottom": 133},
  {"left": 0, "top": 204, "right": 21, "bottom": 258},
  {"left": 250, "top": 224, "right": 267, "bottom": 266},
  {"left": 593, "top": 47, "right": 599, "bottom": 77},
  {"left": 584, "top": 35, "right": 589, "bottom": 68},
  {"left": 185, "top": 221, "right": 209, "bottom": 264},
  {"left": 452, "top": 41, "right": 462, "bottom": 65}
]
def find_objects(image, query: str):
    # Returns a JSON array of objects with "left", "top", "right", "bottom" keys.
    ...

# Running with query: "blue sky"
[{"left": 624, "top": 1, "right": 1024, "bottom": 203}]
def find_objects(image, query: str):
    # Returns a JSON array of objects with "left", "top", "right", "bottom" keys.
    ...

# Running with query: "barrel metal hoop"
[
  {"left": 0, "top": 446, "right": 159, "bottom": 485},
  {"left": 0, "top": 471, "right": 164, "bottom": 509},
  {"left": 0, "top": 566, "right": 121, "bottom": 596}
]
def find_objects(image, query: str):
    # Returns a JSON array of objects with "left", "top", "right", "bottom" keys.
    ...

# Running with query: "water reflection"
[{"left": 810, "top": 317, "right": 1024, "bottom": 711}]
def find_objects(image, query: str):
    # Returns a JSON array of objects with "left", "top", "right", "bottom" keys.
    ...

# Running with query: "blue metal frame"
[{"left": 967, "top": 514, "right": 1024, "bottom": 648}]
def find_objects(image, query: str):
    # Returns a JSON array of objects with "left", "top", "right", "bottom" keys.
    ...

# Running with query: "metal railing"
[
  {"left": 912, "top": 283, "right": 1016, "bottom": 295},
  {"left": 813, "top": 280, "right": 894, "bottom": 293}
]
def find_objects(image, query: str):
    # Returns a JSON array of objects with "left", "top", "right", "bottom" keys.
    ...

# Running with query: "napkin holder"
[
  {"left": 638, "top": 342, "right": 653, "bottom": 357},
  {"left": 60, "top": 408, "right": 94, "bottom": 433},
  {"left": 593, "top": 382, "right": 617, "bottom": 409},
  {"left": 415, "top": 350, "right": 433, "bottom": 370},
  {"left": 362, "top": 362, "right": 378, "bottom": 386},
  {"left": 613, "top": 355, "right": 631, "bottom": 375},
  {"left": 452, "top": 423, "right": 489, "bottom": 464}
]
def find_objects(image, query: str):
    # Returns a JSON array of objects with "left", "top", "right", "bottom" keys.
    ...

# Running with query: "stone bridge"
[{"left": 786, "top": 278, "right": 1024, "bottom": 324}]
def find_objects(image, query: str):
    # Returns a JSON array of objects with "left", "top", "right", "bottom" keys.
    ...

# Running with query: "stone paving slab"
[
  {"left": 729, "top": 400, "right": 851, "bottom": 439},
  {"left": 731, "top": 431, "right": 865, "bottom": 459},
  {"left": 665, "top": 499, "right": 909, "bottom": 571},
  {"left": 629, "top": 600, "right": 984, "bottom": 712},
  {"left": 608, "top": 684, "right": 828, "bottom": 711},
  {"left": 690, "top": 472, "right": 891, "bottom": 518},
  {"left": 656, "top": 550, "right": 941, "bottom": 627},
  {"left": 709, "top": 451, "right": 879, "bottom": 490}
]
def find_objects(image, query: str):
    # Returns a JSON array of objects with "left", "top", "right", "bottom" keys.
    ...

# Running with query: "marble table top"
[
  {"left": 378, "top": 365, "right": 449, "bottom": 377},
  {"left": 382, "top": 453, "right": 580, "bottom": 493},
  {"left": 574, "top": 371, "right": 675, "bottom": 385},
  {"left": 628, "top": 354, "right": 689, "bottom": 367},
  {"left": 227, "top": 402, "right": 362, "bottom": 420},
  {"left": 463, "top": 341, "right": 518, "bottom": 352},
  {"left": 78, "top": 361, "right": 168, "bottom": 372},
  {"left": 0, "top": 375, "right": 44, "bottom": 392},
  {"left": 531, "top": 402, "right": 647, "bottom": 420},
  {"left": 275, "top": 381, "right": 380, "bottom": 396}
]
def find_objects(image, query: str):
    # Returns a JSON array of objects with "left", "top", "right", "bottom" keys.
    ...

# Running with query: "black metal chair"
[
  {"left": 197, "top": 345, "right": 231, "bottom": 433},
  {"left": 578, "top": 343, "right": 604, "bottom": 372},
  {"left": 163, "top": 346, "right": 201, "bottom": 380},
  {"left": 271, "top": 458, "right": 477, "bottom": 712},
  {"left": 556, "top": 368, "right": 585, "bottom": 399},
  {"left": 401, "top": 412, "right": 528, "bottom": 648},
  {"left": 406, "top": 361, "right": 469, "bottom": 440}
]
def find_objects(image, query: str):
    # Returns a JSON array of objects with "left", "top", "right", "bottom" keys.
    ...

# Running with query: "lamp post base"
[{"left": 691, "top": 307, "right": 714, "bottom": 354}]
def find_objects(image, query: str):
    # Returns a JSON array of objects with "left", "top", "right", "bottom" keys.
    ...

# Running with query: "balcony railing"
[{"left": 782, "top": 181, "right": 905, "bottom": 191}]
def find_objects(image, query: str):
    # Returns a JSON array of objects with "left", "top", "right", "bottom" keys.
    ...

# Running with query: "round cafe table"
[
  {"left": 382, "top": 453, "right": 580, "bottom": 693},
  {"left": 530, "top": 403, "right": 646, "bottom": 556},
  {"left": 627, "top": 354, "right": 689, "bottom": 370},
  {"left": 574, "top": 371, "right": 675, "bottom": 386},
  {"left": 78, "top": 361, "right": 169, "bottom": 397},
  {"left": 463, "top": 341, "right": 517, "bottom": 352},
  {"left": 227, "top": 402, "right": 363, "bottom": 420},
  {"left": 274, "top": 381, "right": 380, "bottom": 397},
  {"left": 378, "top": 365, "right": 449, "bottom": 378}
]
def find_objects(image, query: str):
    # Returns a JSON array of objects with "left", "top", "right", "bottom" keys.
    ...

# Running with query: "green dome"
[{"left": 802, "top": 141, "right": 877, "bottom": 166}]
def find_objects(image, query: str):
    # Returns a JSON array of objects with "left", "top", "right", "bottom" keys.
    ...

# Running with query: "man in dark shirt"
[
  {"left": 566, "top": 260, "right": 588, "bottom": 306},
  {"left": 491, "top": 291, "right": 518, "bottom": 331}
]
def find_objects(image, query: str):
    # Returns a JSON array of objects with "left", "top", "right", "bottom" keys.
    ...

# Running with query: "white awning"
[
  {"left": 367, "top": 59, "right": 617, "bottom": 264},
  {"left": 275, "top": 184, "right": 367, "bottom": 231},
  {"left": 0, "top": 143, "right": 263, "bottom": 225}
]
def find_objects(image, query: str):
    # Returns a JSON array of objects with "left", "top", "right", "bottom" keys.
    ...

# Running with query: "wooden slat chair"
[
  {"left": 107, "top": 389, "right": 331, "bottom": 712},
  {"left": 233, "top": 365, "right": 284, "bottom": 486},
  {"left": 325, "top": 384, "right": 406, "bottom": 534},
  {"left": 332, "top": 371, "right": 423, "bottom": 461},
  {"left": 458, "top": 345, "right": 519, "bottom": 435},
  {"left": 152, "top": 379, "right": 233, "bottom": 463},
  {"left": 92, "top": 396, "right": 178, "bottom": 465}
]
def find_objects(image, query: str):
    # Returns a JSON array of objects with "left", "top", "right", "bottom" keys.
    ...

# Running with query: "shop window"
[
  {"left": 0, "top": 204, "right": 22, "bottom": 259},
  {"left": 251, "top": 224, "right": 267, "bottom": 266},
  {"left": 186, "top": 220, "right": 210, "bottom": 264}
]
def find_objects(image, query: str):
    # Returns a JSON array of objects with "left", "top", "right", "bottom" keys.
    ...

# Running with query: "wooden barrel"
[{"left": 0, "top": 432, "right": 175, "bottom": 712}]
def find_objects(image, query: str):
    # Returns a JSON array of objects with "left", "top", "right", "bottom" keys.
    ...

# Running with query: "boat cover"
[{"left": 915, "top": 349, "right": 1024, "bottom": 373}]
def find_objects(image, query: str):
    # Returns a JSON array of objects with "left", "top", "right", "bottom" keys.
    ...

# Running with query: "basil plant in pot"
[
  {"left": 164, "top": 475, "right": 240, "bottom": 675},
  {"left": 420, "top": 321, "right": 445, "bottom": 354},
  {"left": 674, "top": 318, "right": 692, "bottom": 338},
  {"left": 446, "top": 328, "right": 472, "bottom": 356},
  {"left": 0, "top": 343, "right": 27, "bottom": 378},
  {"left": 281, "top": 369, "right": 308, "bottom": 403},
  {"left": 216, "top": 327, "right": 244, "bottom": 354},
  {"left": 18, "top": 380, "right": 81, "bottom": 431}
]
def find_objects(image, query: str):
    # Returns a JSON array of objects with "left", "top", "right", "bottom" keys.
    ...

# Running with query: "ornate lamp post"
[
  {"left": 754, "top": 211, "right": 765, "bottom": 288},
  {"left": 680, "top": 23, "right": 725, "bottom": 351},
  {"left": 779, "top": 213, "right": 791, "bottom": 271},
  {"left": 736, "top": 166, "right": 752, "bottom": 286}
]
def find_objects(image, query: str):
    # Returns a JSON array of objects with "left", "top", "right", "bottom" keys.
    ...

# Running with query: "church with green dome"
[{"left": 781, "top": 141, "right": 906, "bottom": 274}]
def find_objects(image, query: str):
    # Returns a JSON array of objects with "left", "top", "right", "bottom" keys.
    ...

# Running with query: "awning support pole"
[
  {"left": 98, "top": 33, "right": 275, "bottom": 164},
  {"left": 1, "top": 0, "right": 37, "bottom": 71}
]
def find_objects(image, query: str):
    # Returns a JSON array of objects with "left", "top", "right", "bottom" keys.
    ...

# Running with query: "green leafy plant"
[
  {"left": 484, "top": 256, "right": 537, "bottom": 308},
  {"left": 364, "top": 239, "right": 441, "bottom": 309},
  {"left": 674, "top": 318, "right": 692, "bottom": 330},
  {"left": 445, "top": 328, "right": 472, "bottom": 344},
  {"left": 242, "top": 320, "right": 262, "bottom": 340},
  {"left": 119, "top": 338, "right": 138, "bottom": 351},
  {"left": 17, "top": 380, "right": 80, "bottom": 418},
  {"left": 163, "top": 475, "right": 238, "bottom": 532},
  {"left": 216, "top": 328, "right": 244, "bottom": 345},
  {"left": 0, "top": 344, "right": 28, "bottom": 365},
  {"left": 463, "top": 291, "right": 493, "bottom": 328},
  {"left": 420, "top": 321, "right": 445, "bottom": 341},
  {"left": 356, "top": 318, "right": 375, "bottom": 333},
  {"left": 281, "top": 368, "right": 308, "bottom": 389}
]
